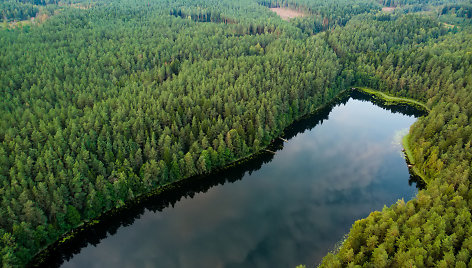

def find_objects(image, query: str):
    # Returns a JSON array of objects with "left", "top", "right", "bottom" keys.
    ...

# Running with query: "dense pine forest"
[{"left": 1, "top": 0, "right": 472, "bottom": 266}]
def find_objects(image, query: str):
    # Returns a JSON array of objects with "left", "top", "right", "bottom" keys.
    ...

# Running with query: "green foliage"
[
  {"left": 1, "top": 0, "right": 472, "bottom": 266},
  {"left": 257, "top": 0, "right": 381, "bottom": 33},
  {"left": 0, "top": 0, "right": 347, "bottom": 265},
  {"left": 1, "top": 1, "right": 39, "bottom": 21},
  {"left": 320, "top": 5, "right": 472, "bottom": 267},
  {"left": 65, "top": 205, "right": 80, "bottom": 227}
]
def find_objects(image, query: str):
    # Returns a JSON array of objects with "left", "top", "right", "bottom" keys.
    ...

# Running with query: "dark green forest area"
[{"left": 1, "top": 0, "right": 472, "bottom": 266}]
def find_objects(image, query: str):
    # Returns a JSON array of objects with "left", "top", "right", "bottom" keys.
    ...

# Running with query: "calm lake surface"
[{"left": 60, "top": 95, "right": 420, "bottom": 268}]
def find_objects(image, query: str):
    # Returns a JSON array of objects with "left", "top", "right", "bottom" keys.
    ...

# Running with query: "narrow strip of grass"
[
  {"left": 403, "top": 130, "right": 429, "bottom": 185},
  {"left": 356, "top": 87, "right": 431, "bottom": 113}
]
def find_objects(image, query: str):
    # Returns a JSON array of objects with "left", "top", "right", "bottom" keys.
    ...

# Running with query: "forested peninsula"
[{"left": 1, "top": 0, "right": 472, "bottom": 266}]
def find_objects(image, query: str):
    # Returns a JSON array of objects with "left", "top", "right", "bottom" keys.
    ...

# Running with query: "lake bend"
[{"left": 36, "top": 91, "right": 425, "bottom": 268}]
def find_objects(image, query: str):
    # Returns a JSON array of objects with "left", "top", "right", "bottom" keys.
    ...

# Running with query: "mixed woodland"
[{"left": 1, "top": 0, "right": 472, "bottom": 266}]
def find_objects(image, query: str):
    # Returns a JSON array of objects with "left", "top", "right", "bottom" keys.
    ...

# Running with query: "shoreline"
[
  {"left": 28, "top": 89, "right": 351, "bottom": 267},
  {"left": 402, "top": 133, "right": 430, "bottom": 185},
  {"left": 28, "top": 87, "right": 427, "bottom": 267},
  {"left": 352, "top": 87, "right": 430, "bottom": 185}
]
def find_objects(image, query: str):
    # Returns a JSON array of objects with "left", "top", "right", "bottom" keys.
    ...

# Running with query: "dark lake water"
[{"left": 43, "top": 93, "right": 423, "bottom": 268}]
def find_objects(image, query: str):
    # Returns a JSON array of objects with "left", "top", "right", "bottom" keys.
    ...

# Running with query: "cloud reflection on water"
[{"left": 63, "top": 99, "right": 418, "bottom": 268}]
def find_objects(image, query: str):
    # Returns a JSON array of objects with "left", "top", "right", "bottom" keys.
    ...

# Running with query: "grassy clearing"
[
  {"left": 1, "top": 12, "right": 50, "bottom": 29},
  {"left": 1, "top": 19, "right": 33, "bottom": 29}
]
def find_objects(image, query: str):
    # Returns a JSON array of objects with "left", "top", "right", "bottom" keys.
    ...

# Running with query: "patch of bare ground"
[
  {"left": 442, "top": 22, "right": 457, "bottom": 29},
  {"left": 270, "top": 7, "right": 306, "bottom": 21},
  {"left": 382, "top": 7, "right": 396, "bottom": 12}
]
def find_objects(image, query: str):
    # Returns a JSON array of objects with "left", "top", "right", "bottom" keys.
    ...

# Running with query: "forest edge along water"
[
  {"left": 352, "top": 87, "right": 430, "bottom": 186},
  {"left": 27, "top": 88, "right": 428, "bottom": 267},
  {"left": 28, "top": 88, "right": 428, "bottom": 267}
]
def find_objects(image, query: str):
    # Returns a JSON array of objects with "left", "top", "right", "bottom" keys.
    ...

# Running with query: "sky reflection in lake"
[{"left": 62, "top": 98, "right": 418, "bottom": 268}]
